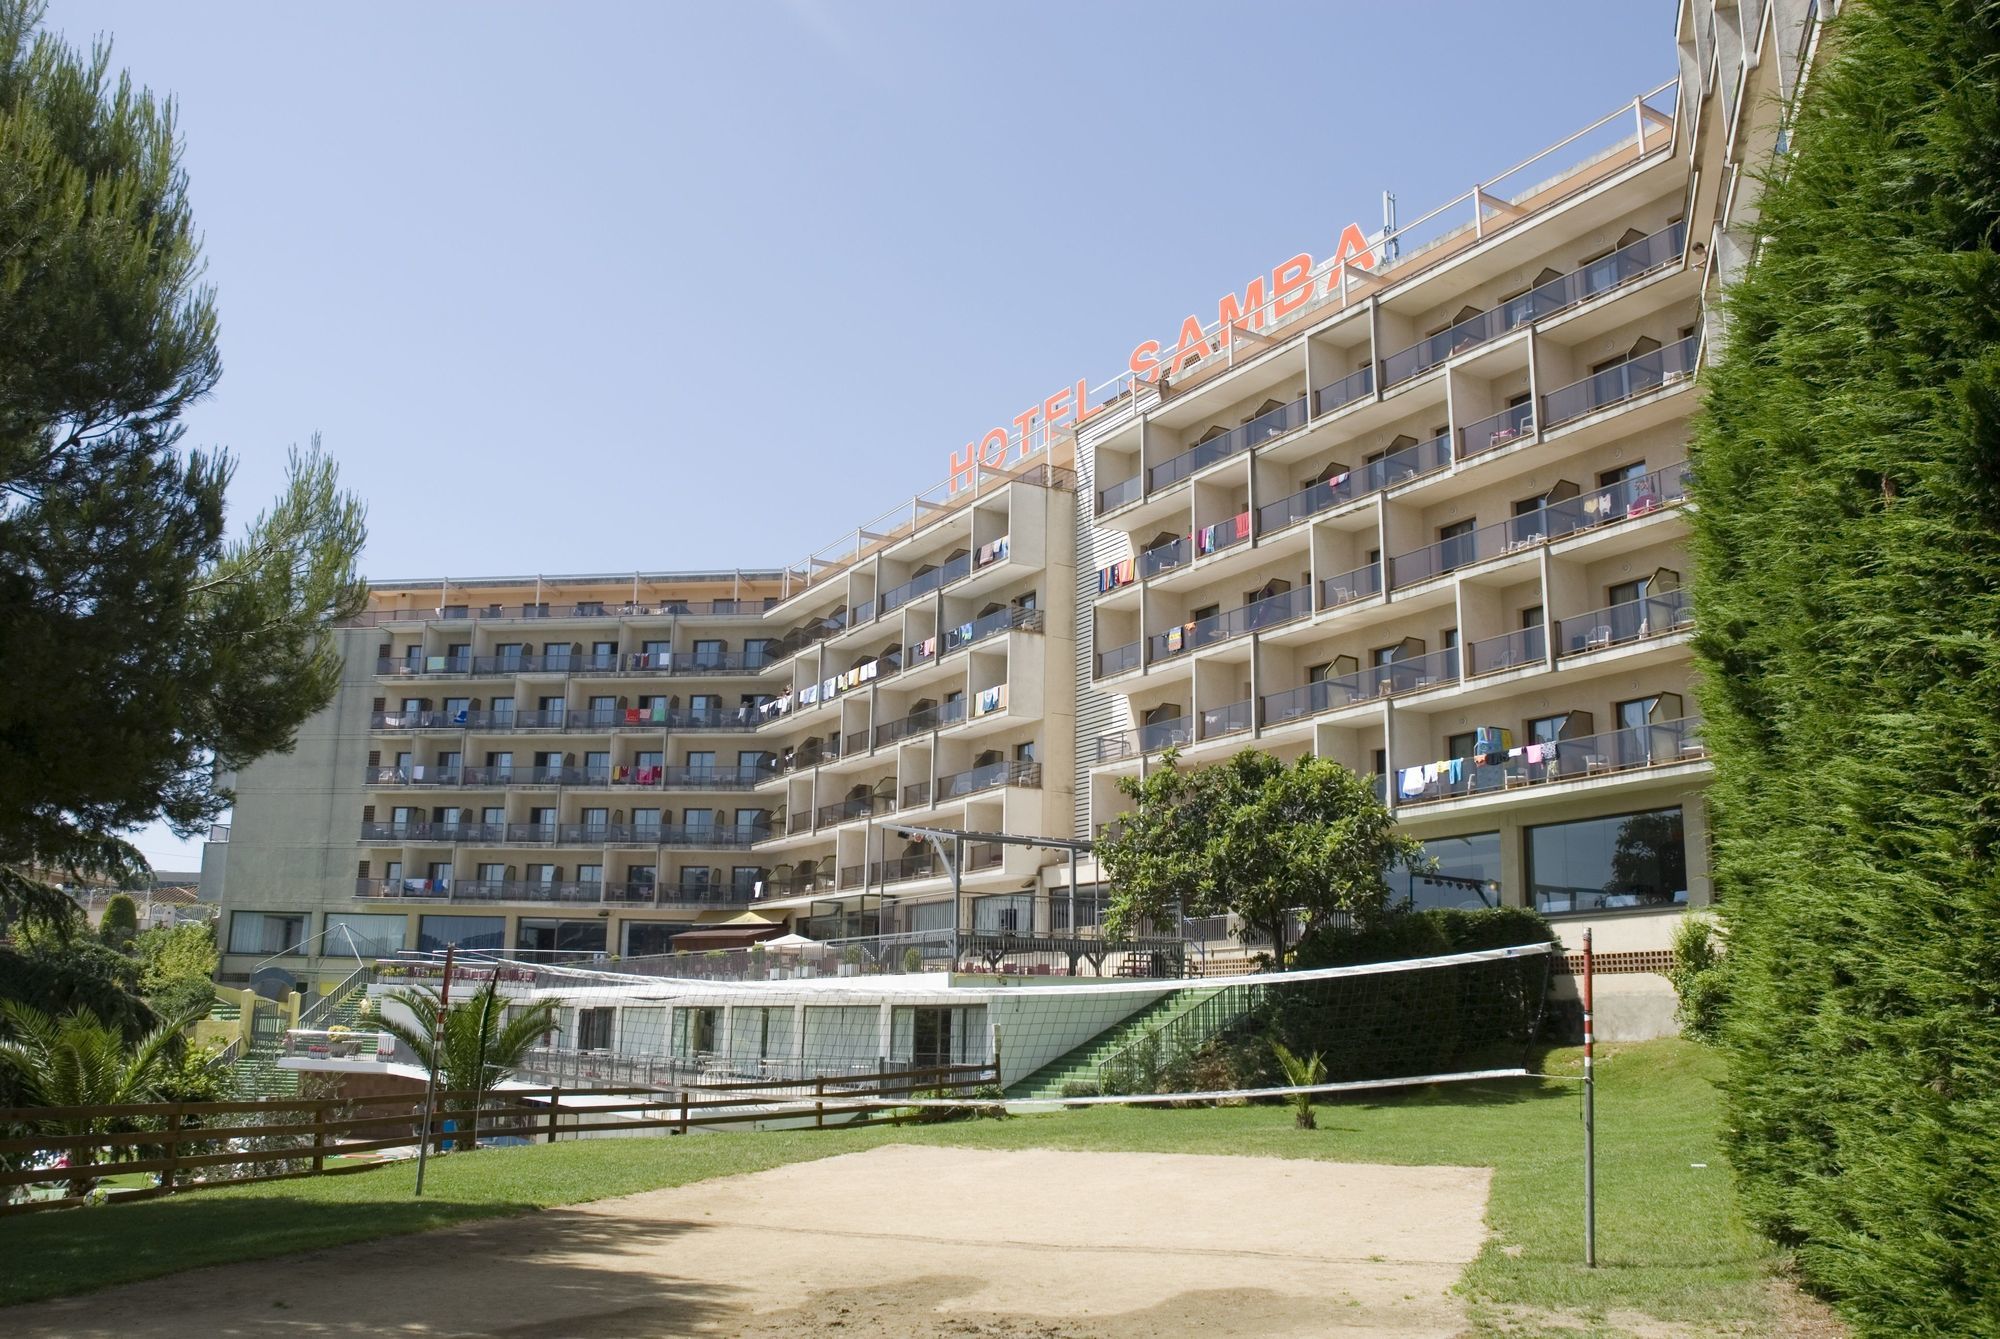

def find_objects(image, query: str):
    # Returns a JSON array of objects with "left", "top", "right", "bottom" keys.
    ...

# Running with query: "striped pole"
[{"left": 1583, "top": 928, "right": 1596, "bottom": 1268}]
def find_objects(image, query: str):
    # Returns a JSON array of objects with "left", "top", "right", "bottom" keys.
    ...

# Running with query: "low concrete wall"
[{"left": 1548, "top": 972, "right": 1682, "bottom": 1042}]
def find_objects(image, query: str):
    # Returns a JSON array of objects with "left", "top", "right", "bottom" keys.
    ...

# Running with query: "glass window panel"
[
  {"left": 417, "top": 915, "right": 504, "bottom": 952},
  {"left": 1393, "top": 832, "right": 1502, "bottom": 911},
  {"left": 1527, "top": 807, "right": 1687, "bottom": 914}
]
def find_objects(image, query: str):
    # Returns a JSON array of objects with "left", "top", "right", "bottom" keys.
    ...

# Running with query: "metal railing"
[
  {"left": 1147, "top": 395, "right": 1307, "bottom": 491},
  {"left": 1466, "top": 625, "right": 1548, "bottom": 677},
  {"left": 1458, "top": 401, "right": 1537, "bottom": 458},
  {"left": 1314, "top": 364, "right": 1375, "bottom": 415},
  {"left": 1379, "top": 222, "right": 1687, "bottom": 387},
  {"left": 297, "top": 965, "right": 373, "bottom": 1032},
  {"left": 1198, "top": 699, "right": 1254, "bottom": 741},
  {"left": 1147, "top": 586, "right": 1312, "bottom": 663},
  {"left": 1096, "top": 473, "right": 1143, "bottom": 514},
  {"left": 1092, "top": 716, "right": 1193, "bottom": 763},
  {"left": 1555, "top": 589, "right": 1693, "bottom": 657},
  {"left": 935, "top": 759, "right": 1042, "bottom": 800},
  {"left": 1095, "top": 639, "right": 1142, "bottom": 679},
  {"left": 1137, "top": 534, "right": 1189, "bottom": 579},
  {"left": 1541, "top": 335, "right": 1699, "bottom": 427},
  {"left": 1395, "top": 716, "right": 1706, "bottom": 806},
  {"left": 1318, "top": 560, "right": 1384, "bottom": 611}
]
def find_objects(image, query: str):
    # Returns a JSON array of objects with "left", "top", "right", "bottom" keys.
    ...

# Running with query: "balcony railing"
[
  {"left": 1318, "top": 561, "right": 1384, "bottom": 611},
  {"left": 879, "top": 551, "right": 974, "bottom": 616},
  {"left": 1147, "top": 395, "right": 1307, "bottom": 492},
  {"left": 1458, "top": 401, "right": 1537, "bottom": 458},
  {"left": 944, "top": 604, "right": 1043, "bottom": 652},
  {"left": 1147, "top": 586, "right": 1312, "bottom": 664},
  {"left": 762, "top": 870, "right": 836, "bottom": 898},
  {"left": 902, "top": 778, "right": 932, "bottom": 808},
  {"left": 1092, "top": 717, "right": 1192, "bottom": 764},
  {"left": 346, "top": 598, "right": 775, "bottom": 630},
  {"left": 814, "top": 796, "right": 885, "bottom": 828},
  {"left": 873, "top": 697, "right": 967, "bottom": 748},
  {"left": 1096, "top": 474, "right": 1142, "bottom": 514},
  {"left": 1556, "top": 589, "right": 1693, "bottom": 657},
  {"left": 365, "top": 766, "right": 461, "bottom": 786},
  {"left": 1544, "top": 461, "right": 1692, "bottom": 540},
  {"left": 936, "top": 759, "right": 1041, "bottom": 800},
  {"left": 1314, "top": 365, "right": 1375, "bottom": 414},
  {"left": 1198, "top": 699, "right": 1254, "bottom": 741},
  {"left": 1379, "top": 222, "right": 1687, "bottom": 388},
  {"left": 1258, "top": 672, "right": 1384, "bottom": 729},
  {"left": 1395, "top": 717, "right": 1706, "bottom": 807},
  {"left": 870, "top": 852, "right": 941, "bottom": 886},
  {"left": 1541, "top": 335, "right": 1699, "bottom": 428},
  {"left": 1466, "top": 625, "right": 1548, "bottom": 677},
  {"left": 358, "top": 821, "right": 505, "bottom": 844},
  {"left": 1384, "top": 646, "right": 1461, "bottom": 697},
  {"left": 1095, "top": 639, "right": 1142, "bottom": 679},
  {"left": 1137, "top": 535, "right": 1190, "bottom": 580}
]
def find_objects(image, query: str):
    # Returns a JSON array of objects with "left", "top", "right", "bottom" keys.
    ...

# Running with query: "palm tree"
[
  {"left": 0, "top": 1001, "right": 200, "bottom": 1197},
  {"left": 1271, "top": 1040, "right": 1328, "bottom": 1130},
  {"left": 374, "top": 981, "right": 559, "bottom": 1151}
]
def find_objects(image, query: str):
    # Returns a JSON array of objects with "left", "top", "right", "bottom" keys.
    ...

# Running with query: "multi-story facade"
[{"left": 208, "top": 0, "right": 1826, "bottom": 1019}]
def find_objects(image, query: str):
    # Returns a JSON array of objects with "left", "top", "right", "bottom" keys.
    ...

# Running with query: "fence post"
[
  {"left": 312, "top": 1102, "right": 328, "bottom": 1175},
  {"left": 162, "top": 1104, "right": 185, "bottom": 1193},
  {"left": 814, "top": 1075, "right": 825, "bottom": 1130},
  {"left": 546, "top": 1086, "right": 562, "bottom": 1144},
  {"left": 678, "top": 1092, "right": 689, "bottom": 1136}
]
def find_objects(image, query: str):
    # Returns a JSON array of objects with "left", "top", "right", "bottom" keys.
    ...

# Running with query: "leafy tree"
[
  {"left": 1099, "top": 750, "right": 1426, "bottom": 968},
  {"left": 0, "top": 1000, "right": 199, "bottom": 1197},
  {"left": 98, "top": 894, "right": 138, "bottom": 949},
  {"left": 0, "top": 1, "right": 368, "bottom": 916},
  {"left": 1666, "top": 916, "right": 1727, "bottom": 1044},
  {"left": 374, "top": 982, "right": 560, "bottom": 1151},
  {"left": 135, "top": 922, "right": 217, "bottom": 1022},
  {"left": 0, "top": 938, "right": 151, "bottom": 1050},
  {"left": 1689, "top": 1, "right": 2000, "bottom": 1328}
]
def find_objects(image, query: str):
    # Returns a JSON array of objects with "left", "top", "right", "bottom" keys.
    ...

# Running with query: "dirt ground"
[{"left": 7, "top": 1145, "right": 1495, "bottom": 1337}]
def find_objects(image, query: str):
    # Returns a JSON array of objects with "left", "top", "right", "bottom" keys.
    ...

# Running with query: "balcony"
[
  {"left": 358, "top": 821, "right": 505, "bottom": 844},
  {"left": 873, "top": 697, "right": 968, "bottom": 749},
  {"left": 1259, "top": 671, "right": 1385, "bottom": 729},
  {"left": 1395, "top": 716, "right": 1705, "bottom": 807},
  {"left": 365, "top": 766, "right": 461, "bottom": 787},
  {"left": 869, "top": 852, "right": 941, "bottom": 886},
  {"left": 943, "top": 604, "right": 1043, "bottom": 653},
  {"left": 1147, "top": 586, "right": 1312, "bottom": 665},
  {"left": 1197, "top": 699, "right": 1253, "bottom": 741},
  {"left": 1257, "top": 434, "right": 1453, "bottom": 535},
  {"left": 346, "top": 598, "right": 774, "bottom": 630},
  {"left": 1458, "top": 402, "right": 1536, "bottom": 459},
  {"left": 763, "top": 868, "right": 837, "bottom": 898},
  {"left": 1091, "top": 717, "right": 1193, "bottom": 764},
  {"left": 1094, "top": 639, "right": 1142, "bottom": 679},
  {"left": 375, "top": 654, "right": 472, "bottom": 677},
  {"left": 879, "top": 551, "right": 974, "bottom": 616},
  {"left": 1096, "top": 474, "right": 1143, "bottom": 515},
  {"left": 936, "top": 759, "right": 1041, "bottom": 800},
  {"left": 1318, "top": 561, "right": 1384, "bottom": 611},
  {"left": 814, "top": 796, "right": 885, "bottom": 828},
  {"left": 1465, "top": 625, "right": 1548, "bottom": 678},
  {"left": 1137, "top": 535, "right": 1190, "bottom": 580},
  {"left": 1147, "top": 395, "right": 1308, "bottom": 492},
  {"left": 1314, "top": 365, "right": 1375, "bottom": 415},
  {"left": 1379, "top": 222, "right": 1687, "bottom": 388},
  {"left": 1555, "top": 589, "right": 1693, "bottom": 657},
  {"left": 1541, "top": 335, "right": 1699, "bottom": 428}
]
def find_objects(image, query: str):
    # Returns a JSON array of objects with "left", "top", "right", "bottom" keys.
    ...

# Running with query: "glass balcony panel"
[
  {"left": 1466, "top": 625, "right": 1548, "bottom": 676},
  {"left": 1555, "top": 588, "right": 1694, "bottom": 656},
  {"left": 1147, "top": 395, "right": 1308, "bottom": 492},
  {"left": 1198, "top": 699, "right": 1254, "bottom": 740},
  {"left": 1138, "top": 535, "right": 1190, "bottom": 579},
  {"left": 1317, "top": 561, "right": 1383, "bottom": 610},
  {"left": 1097, "top": 475, "right": 1142, "bottom": 514},
  {"left": 1394, "top": 717, "right": 1705, "bottom": 806},
  {"left": 1542, "top": 335, "right": 1699, "bottom": 427},
  {"left": 1382, "top": 646, "right": 1461, "bottom": 696},
  {"left": 1314, "top": 365, "right": 1375, "bottom": 414},
  {"left": 1458, "top": 402, "right": 1537, "bottom": 459},
  {"left": 1095, "top": 639, "right": 1142, "bottom": 678}
]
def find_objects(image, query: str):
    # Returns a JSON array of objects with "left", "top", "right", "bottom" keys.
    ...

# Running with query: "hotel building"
[{"left": 207, "top": 0, "right": 1824, "bottom": 1030}]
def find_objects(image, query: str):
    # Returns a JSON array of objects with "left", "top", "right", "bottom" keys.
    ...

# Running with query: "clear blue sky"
[{"left": 44, "top": 1, "right": 1674, "bottom": 868}]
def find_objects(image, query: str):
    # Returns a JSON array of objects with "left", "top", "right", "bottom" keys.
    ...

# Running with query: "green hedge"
[
  {"left": 1292, "top": 906, "right": 1557, "bottom": 968},
  {"left": 1690, "top": 2, "right": 2000, "bottom": 1332}
]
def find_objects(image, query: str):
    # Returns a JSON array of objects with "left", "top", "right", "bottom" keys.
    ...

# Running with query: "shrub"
[
  {"left": 98, "top": 895, "right": 139, "bottom": 949},
  {"left": 1056, "top": 1079, "right": 1100, "bottom": 1099},
  {"left": 902, "top": 948, "right": 923, "bottom": 974},
  {"left": 1667, "top": 917, "right": 1728, "bottom": 1043}
]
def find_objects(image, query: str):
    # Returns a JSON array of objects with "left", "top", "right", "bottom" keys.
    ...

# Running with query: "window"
[
  {"left": 730, "top": 865, "right": 762, "bottom": 891},
  {"left": 1615, "top": 696, "right": 1659, "bottom": 731},
  {"left": 324, "top": 913, "right": 406, "bottom": 958},
  {"left": 477, "top": 863, "right": 506, "bottom": 882},
  {"left": 674, "top": 1006, "right": 719, "bottom": 1056},
  {"left": 489, "top": 696, "right": 515, "bottom": 722},
  {"left": 1446, "top": 731, "right": 1476, "bottom": 759},
  {"left": 577, "top": 864, "right": 602, "bottom": 885},
  {"left": 693, "top": 638, "right": 725, "bottom": 667},
  {"left": 1526, "top": 808, "right": 1687, "bottom": 914},
  {"left": 481, "top": 806, "right": 504, "bottom": 825},
  {"left": 1599, "top": 461, "right": 1647, "bottom": 487},
  {"left": 972, "top": 894, "right": 1031, "bottom": 933},
  {"left": 525, "top": 863, "right": 557, "bottom": 883},
  {"left": 1521, "top": 605, "right": 1544, "bottom": 629},
  {"left": 621, "top": 921, "right": 693, "bottom": 957},
  {"left": 577, "top": 1006, "right": 614, "bottom": 1051},
  {"left": 1526, "top": 715, "right": 1566, "bottom": 744},
  {"left": 632, "top": 807, "right": 661, "bottom": 835},
  {"left": 1608, "top": 578, "right": 1646, "bottom": 607},
  {"left": 426, "top": 862, "right": 452, "bottom": 888},
  {"left": 628, "top": 864, "right": 657, "bottom": 888},
  {"left": 516, "top": 919, "right": 606, "bottom": 956},
  {"left": 687, "top": 750, "right": 715, "bottom": 774},
  {"left": 417, "top": 915, "right": 504, "bottom": 952},
  {"left": 1393, "top": 832, "right": 1502, "bottom": 912},
  {"left": 684, "top": 807, "right": 713, "bottom": 828},
  {"left": 228, "top": 912, "right": 307, "bottom": 956}
]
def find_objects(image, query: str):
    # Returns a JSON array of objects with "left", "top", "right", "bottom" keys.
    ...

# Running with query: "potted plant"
[
  {"left": 326, "top": 1024, "right": 357, "bottom": 1058},
  {"left": 839, "top": 946, "right": 864, "bottom": 977},
  {"left": 902, "top": 947, "right": 924, "bottom": 975}
]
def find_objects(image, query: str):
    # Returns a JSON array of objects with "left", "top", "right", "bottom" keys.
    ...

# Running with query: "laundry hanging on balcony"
[
  {"left": 1096, "top": 558, "right": 1136, "bottom": 592},
  {"left": 1194, "top": 512, "right": 1251, "bottom": 555}
]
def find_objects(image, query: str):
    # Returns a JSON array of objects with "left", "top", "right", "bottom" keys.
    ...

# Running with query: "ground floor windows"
[
  {"left": 416, "top": 915, "right": 504, "bottom": 953},
  {"left": 892, "top": 1004, "right": 986, "bottom": 1067},
  {"left": 516, "top": 919, "right": 607, "bottom": 957},
  {"left": 621, "top": 921, "right": 694, "bottom": 957},
  {"left": 576, "top": 1006, "right": 614, "bottom": 1052},
  {"left": 227, "top": 911, "right": 307, "bottom": 956},
  {"left": 323, "top": 913, "right": 406, "bottom": 958},
  {"left": 1395, "top": 832, "right": 1503, "bottom": 911},
  {"left": 1526, "top": 806, "right": 1687, "bottom": 914}
]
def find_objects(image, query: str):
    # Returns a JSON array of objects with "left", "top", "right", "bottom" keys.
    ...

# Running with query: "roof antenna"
[{"left": 1381, "top": 191, "right": 1400, "bottom": 263}]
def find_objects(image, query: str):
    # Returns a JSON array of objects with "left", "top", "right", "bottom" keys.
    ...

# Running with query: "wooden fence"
[{"left": 0, "top": 1061, "right": 995, "bottom": 1217}]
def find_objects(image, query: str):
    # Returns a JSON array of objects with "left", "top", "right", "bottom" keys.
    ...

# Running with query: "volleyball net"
[{"left": 368, "top": 940, "right": 1556, "bottom": 1118}]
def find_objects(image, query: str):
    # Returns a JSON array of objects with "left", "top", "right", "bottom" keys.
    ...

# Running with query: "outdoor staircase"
[
  {"left": 1006, "top": 985, "right": 1252, "bottom": 1100},
  {"left": 213, "top": 979, "right": 376, "bottom": 1100}
]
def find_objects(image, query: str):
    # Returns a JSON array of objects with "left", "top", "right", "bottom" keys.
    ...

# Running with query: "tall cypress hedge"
[{"left": 1690, "top": 2, "right": 2000, "bottom": 1331}]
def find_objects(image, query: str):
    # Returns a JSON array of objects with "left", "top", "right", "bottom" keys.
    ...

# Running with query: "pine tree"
[
  {"left": 1690, "top": 1, "right": 2000, "bottom": 1330},
  {"left": 0, "top": 0, "right": 367, "bottom": 923}
]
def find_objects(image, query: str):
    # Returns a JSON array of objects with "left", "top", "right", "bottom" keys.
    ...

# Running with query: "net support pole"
[
  {"left": 414, "top": 944, "right": 455, "bottom": 1198},
  {"left": 1582, "top": 928, "right": 1596, "bottom": 1268}
]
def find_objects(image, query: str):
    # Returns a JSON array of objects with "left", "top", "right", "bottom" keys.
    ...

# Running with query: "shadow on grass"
[{"left": 6, "top": 1196, "right": 744, "bottom": 1336}]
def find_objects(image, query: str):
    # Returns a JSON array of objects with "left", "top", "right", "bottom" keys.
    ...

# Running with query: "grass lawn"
[{"left": 2, "top": 1039, "right": 1788, "bottom": 1334}]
